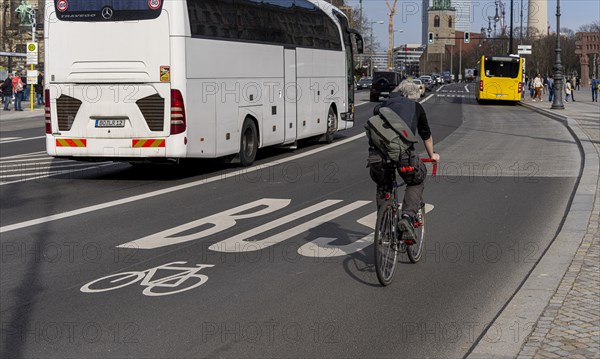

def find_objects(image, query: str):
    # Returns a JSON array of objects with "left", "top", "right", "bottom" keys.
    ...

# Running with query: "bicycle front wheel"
[
  {"left": 374, "top": 205, "right": 399, "bottom": 286},
  {"left": 407, "top": 205, "right": 426, "bottom": 263}
]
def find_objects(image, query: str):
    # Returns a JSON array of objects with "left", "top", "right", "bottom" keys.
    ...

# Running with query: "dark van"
[{"left": 370, "top": 71, "right": 402, "bottom": 102}]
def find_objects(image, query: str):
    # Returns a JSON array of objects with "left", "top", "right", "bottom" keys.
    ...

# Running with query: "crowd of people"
[
  {"left": 1, "top": 70, "right": 45, "bottom": 111},
  {"left": 524, "top": 73, "right": 599, "bottom": 103}
]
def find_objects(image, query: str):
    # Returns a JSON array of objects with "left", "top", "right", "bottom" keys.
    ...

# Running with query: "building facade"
[
  {"left": 394, "top": 44, "right": 425, "bottom": 76},
  {"left": 575, "top": 32, "right": 600, "bottom": 87},
  {"left": 451, "top": 0, "right": 471, "bottom": 33}
]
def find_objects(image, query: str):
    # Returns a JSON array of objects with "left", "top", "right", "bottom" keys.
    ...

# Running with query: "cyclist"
[{"left": 368, "top": 80, "right": 440, "bottom": 240}]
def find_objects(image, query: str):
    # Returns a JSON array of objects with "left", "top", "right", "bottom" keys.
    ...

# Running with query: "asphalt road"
[{"left": 0, "top": 83, "right": 581, "bottom": 358}]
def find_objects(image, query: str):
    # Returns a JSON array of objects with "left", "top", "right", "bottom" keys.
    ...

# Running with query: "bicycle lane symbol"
[{"left": 80, "top": 261, "right": 214, "bottom": 297}]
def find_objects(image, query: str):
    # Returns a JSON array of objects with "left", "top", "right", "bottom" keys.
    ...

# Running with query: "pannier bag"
[{"left": 365, "top": 106, "right": 418, "bottom": 162}]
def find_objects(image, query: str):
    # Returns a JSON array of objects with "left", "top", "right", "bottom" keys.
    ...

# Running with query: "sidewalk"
[
  {"left": 516, "top": 93, "right": 600, "bottom": 358},
  {"left": 0, "top": 103, "right": 44, "bottom": 121},
  {"left": 468, "top": 89, "right": 599, "bottom": 358}
]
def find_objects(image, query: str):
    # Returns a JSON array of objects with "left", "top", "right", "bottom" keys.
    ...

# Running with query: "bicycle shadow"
[{"left": 302, "top": 221, "right": 414, "bottom": 288}]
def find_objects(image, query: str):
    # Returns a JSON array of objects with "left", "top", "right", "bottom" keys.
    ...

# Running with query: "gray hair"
[{"left": 393, "top": 80, "right": 420, "bottom": 100}]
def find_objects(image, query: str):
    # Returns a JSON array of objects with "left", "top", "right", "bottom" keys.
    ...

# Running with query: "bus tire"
[
  {"left": 239, "top": 118, "right": 258, "bottom": 167},
  {"left": 324, "top": 106, "right": 337, "bottom": 144}
]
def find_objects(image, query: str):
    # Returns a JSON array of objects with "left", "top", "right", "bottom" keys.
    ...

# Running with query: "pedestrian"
[
  {"left": 2, "top": 74, "right": 13, "bottom": 111},
  {"left": 547, "top": 75, "right": 554, "bottom": 102},
  {"left": 565, "top": 79, "right": 572, "bottom": 102},
  {"left": 533, "top": 74, "right": 543, "bottom": 101},
  {"left": 543, "top": 75, "right": 548, "bottom": 95},
  {"left": 528, "top": 78, "right": 535, "bottom": 99},
  {"left": 570, "top": 76, "right": 576, "bottom": 102},
  {"left": 12, "top": 71, "right": 24, "bottom": 111},
  {"left": 36, "top": 71, "right": 44, "bottom": 105},
  {"left": 576, "top": 76, "right": 580, "bottom": 90},
  {"left": 591, "top": 77, "right": 599, "bottom": 102},
  {"left": 20, "top": 72, "right": 29, "bottom": 102}
]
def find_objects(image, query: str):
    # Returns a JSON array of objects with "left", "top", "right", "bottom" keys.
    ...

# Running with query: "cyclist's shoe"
[{"left": 399, "top": 215, "right": 417, "bottom": 244}]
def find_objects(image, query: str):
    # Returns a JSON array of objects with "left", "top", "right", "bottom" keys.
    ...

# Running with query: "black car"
[
  {"left": 370, "top": 71, "right": 402, "bottom": 102},
  {"left": 357, "top": 77, "right": 372, "bottom": 89}
]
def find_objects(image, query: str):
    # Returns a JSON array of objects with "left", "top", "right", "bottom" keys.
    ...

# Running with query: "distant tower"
[
  {"left": 427, "top": 0, "right": 455, "bottom": 54},
  {"left": 528, "top": 0, "right": 548, "bottom": 36}
]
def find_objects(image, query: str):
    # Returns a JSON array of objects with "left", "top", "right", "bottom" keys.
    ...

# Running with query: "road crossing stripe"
[
  {"left": 0, "top": 136, "right": 45, "bottom": 144},
  {"left": 0, "top": 163, "right": 117, "bottom": 187},
  {"left": 0, "top": 133, "right": 366, "bottom": 233}
]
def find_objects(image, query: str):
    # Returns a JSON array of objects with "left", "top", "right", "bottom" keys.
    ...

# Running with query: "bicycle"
[
  {"left": 374, "top": 158, "right": 437, "bottom": 286},
  {"left": 80, "top": 261, "right": 214, "bottom": 297}
]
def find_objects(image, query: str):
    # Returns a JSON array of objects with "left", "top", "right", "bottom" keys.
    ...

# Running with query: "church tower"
[{"left": 427, "top": 0, "right": 456, "bottom": 54}]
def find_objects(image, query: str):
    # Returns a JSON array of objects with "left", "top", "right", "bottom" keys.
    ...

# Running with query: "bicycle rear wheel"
[
  {"left": 374, "top": 205, "right": 399, "bottom": 286},
  {"left": 407, "top": 204, "right": 426, "bottom": 263}
]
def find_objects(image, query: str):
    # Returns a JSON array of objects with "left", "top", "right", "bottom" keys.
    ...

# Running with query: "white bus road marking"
[
  {"left": 464, "top": 85, "right": 470, "bottom": 93},
  {"left": 119, "top": 198, "right": 294, "bottom": 249},
  {"left": 0, "top": 136, "right": 45, "bottom": 144},
  {"left": 209, "top": 200, "right": 370, "bottom": 253},
  {"left": 436, "top": 84, "right": 447, "bottom": 92},
  {"left": 0, "top": 133, "right": 366, "bottom": 234},
  {"left": 298, "top": 204, "right": 435, "bottom": 258}
]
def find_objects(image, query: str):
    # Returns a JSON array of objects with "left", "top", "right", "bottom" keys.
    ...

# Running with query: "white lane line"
[
  {"left": 0, "top": 137, "right": 20, "bottom": 142},
  {"left": 436, "top": 84, "right": 447, "bottom": 92},
  {"left": 0, "top": 133, "right": 367, "bottom": 234},
  {"left": 421, "top": 94, "right": 434, "bottom": 103},
  {"left": 464, "top": 85, "right": 470, "bottom": 93},
  {"left": 0, "top": 136, "right": 45, "bottom": 144}
]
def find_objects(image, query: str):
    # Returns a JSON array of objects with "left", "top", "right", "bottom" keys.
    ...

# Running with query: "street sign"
[
  {"left": 26, "top": 42, "right": 38, "bottom": 65},
  {"left": 27, "top": 70, "right": 38, "bottom": 85},
  {"left": 518, "top": 49, "right": 532, "bottom": 55},
  {"left": 518, "top": 45, "right": 532, "bottom": 50}
]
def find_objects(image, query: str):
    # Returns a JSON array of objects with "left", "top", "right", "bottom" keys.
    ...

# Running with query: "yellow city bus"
[{"left": 475, "top": 55, "right": 524, "bottom": 104}]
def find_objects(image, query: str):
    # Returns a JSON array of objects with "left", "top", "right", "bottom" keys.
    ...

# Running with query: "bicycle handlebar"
[{"left": 420, "top": 158, "right": 438, "bottom": 176}]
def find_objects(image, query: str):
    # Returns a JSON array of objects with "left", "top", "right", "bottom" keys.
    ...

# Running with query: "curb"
[{"left": 465, "top": 103, "right": 599, "bottom": 358}]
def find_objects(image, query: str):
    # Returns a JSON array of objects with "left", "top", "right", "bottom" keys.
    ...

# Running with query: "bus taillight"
[
  {"left": 479, "top": 80, "right": 484, "bottom": 91},
  {"left": 45, "top": 89, "right": 51, "bottom": 134},
  {"left": 170, "top": 89, "right": 186, "bottom": 135},
  {"left": 518, "top": 82, "right": 523, "bottom": 93}
]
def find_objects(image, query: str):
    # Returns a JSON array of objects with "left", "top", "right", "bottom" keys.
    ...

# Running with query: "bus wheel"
[
  {"left": 239, "top": 119, "right": 258, "bottom": 167},
  {"left": 324, "top": 106, "right": 337, "bottom": 144}
]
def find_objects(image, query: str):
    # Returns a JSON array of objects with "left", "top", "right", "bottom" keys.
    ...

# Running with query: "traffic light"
[
  {"left": 428, "top": 32, "right": 434, "bottom": 44},
  {"left": 464, "top": 32, "right": 470, "bottom": 43}
]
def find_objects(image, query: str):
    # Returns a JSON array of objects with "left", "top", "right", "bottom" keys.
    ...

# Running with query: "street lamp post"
[
  {"left": 369, "top": 20, "right": 384, "bottom": 77},
  {"left": 551, "top": 0, "right": 565, "bottom": 109}
]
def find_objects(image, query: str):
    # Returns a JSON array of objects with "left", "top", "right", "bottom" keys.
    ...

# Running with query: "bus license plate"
[{"left": 95, "top": 119, "right": 125, "bottom": 128}]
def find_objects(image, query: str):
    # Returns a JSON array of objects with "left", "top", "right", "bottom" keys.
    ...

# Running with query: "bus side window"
[{"left": 473, "top": 70, "right": 478, "bottom": 77}]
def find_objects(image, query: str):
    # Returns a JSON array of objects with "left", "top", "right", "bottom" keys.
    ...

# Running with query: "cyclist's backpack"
[{"left": 365, "top": 106, "right": 419, "bottom": 162}]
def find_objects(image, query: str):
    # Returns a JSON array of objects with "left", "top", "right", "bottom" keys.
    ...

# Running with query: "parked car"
[
  {"left": 370, "top": 71, "right": 402, "bottom": 101},
  {"left": 419, "top": 75, "right": 434, "bottom": 91},
  {"left": 412, "top": 79, "right": 425, "bottom": 97},
  {"left": 357, "top": 77, "right": 372, "bottom": 89}
]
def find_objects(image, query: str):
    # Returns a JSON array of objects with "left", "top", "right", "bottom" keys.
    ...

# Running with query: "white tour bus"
[{"left": 44, "top": 0, "right": 363, "bottom": 166}]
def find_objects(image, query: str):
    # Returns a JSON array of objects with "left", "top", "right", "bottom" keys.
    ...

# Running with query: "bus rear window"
[
  {"left": 484, "top": 59, "right": 520, "bottom": 78},
  {"left": 54, "top": 0, "right": 163, "bottom": 22}
]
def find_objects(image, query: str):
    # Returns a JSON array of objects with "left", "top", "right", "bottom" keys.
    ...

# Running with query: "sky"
[{"left": 345, "top": 0, "right": 600, "bottom": 47}]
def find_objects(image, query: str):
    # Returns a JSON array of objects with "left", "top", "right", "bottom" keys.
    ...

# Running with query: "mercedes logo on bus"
[{"left": 101, "top": 7, "right": 113, "bottom": 20}]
